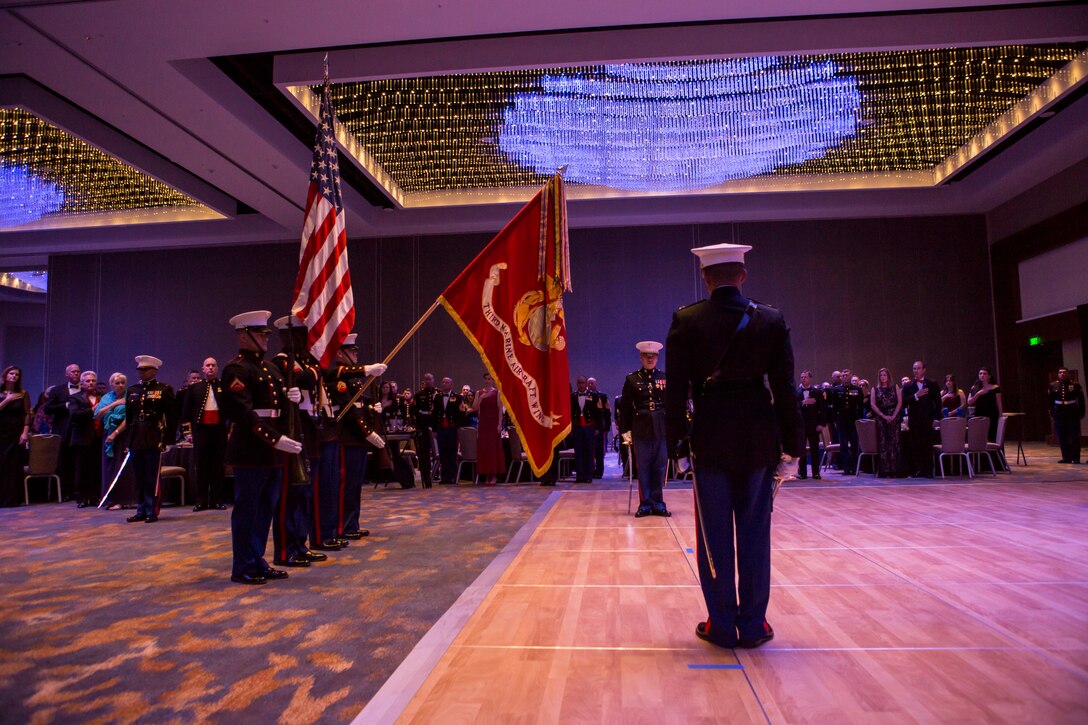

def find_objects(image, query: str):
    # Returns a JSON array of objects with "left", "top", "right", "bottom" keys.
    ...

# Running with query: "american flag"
[{"left": 292, "top": 79, "right": 354, "bottom": 367}]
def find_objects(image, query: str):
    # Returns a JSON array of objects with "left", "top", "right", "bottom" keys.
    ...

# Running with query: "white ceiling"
[{"left": 1, "top": 0, "right": 1086, "bottom": 260}]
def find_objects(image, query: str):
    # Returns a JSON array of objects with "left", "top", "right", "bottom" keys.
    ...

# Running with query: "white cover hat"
[
  {"left": 341, "top": 333, "right": 358, "bottom": 348},
  {"left": 135, "top": 355, "right": 163, "bottom": 369},
  {"left": 229, "top": 310, "right": 272, "bottom": 331},
  {"left": 636, "top": 341, "right": 663, "bottom": 354},
  {"left": 691, "top": 242, "right": 752, "bottom": 269},
  {"left": 273, "top": 315, "right": 305, "bottom": 330}
]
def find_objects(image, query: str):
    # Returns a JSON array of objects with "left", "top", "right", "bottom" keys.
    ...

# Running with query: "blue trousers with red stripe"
[
  {"left": 692, "top": 463, "right": 774, "bottom": 646},
  {"left": 231, "top": 466, "right": 282, "bottom": 578}
]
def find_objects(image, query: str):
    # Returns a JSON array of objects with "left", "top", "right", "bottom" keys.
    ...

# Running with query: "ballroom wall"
[{"left": 43, "top": 214, "right": 994, "bottom": 405}]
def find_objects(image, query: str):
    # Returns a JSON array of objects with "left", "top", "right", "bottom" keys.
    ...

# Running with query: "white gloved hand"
[
  {"left": 621, "top": 431, "right": 632, "bottom": 445},
  {"left": 364, "top": 363, "right": 388, "bottom": 377},
  {"left": 677, "top": 457, "right": 691, "bottom": 474},
  {"left": 372, "top": 401, "right": 383, "bottom": 414},
  {"left": 274, "top": 435, "right": 303, "bottom": 454},
  {"left": 773, "top": 456, "right": 798, "bottom": 484},
  {"left": 366, "top": 431, "right": 386, "bottom": 449},
  {"left": 286, "top": 387, "right": 302, "bottom": 404}
]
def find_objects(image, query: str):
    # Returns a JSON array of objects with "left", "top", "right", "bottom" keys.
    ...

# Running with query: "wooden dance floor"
[{"left": 363, "top": 473, "right": 1088, "bottom": 723}]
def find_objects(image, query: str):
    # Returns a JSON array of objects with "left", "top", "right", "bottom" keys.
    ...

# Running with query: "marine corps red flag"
[{"left": 439, "top": 174, "right": 572, "bottom": 475}]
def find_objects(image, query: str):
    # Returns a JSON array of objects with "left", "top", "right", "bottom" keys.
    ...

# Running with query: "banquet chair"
[
  {"left": 966, "top": 417, "right": 997, "bottom": 477},
  {"left": 455, "top": 426, "right": 478, "bottom": 484},
  {"left": 818, "top": 425, "right": 840, "bottom": 472},
  {"left": 23, "top": 434, "right": 62, "bottom": 505},
  {"left": 986, "top": 415, "right": 1010, "bottom": 472},
  {"left": 855, "top": 419, "right": 878, "bottom": 477},
  {"left": 158, "top": 464, "right": 187, "bottom": 505},
  {"left": 933, "top": 417, "right": 972, "bottom": 479},
  {"left": 506, "top": 431, "right": 529, "bottom": 483}
]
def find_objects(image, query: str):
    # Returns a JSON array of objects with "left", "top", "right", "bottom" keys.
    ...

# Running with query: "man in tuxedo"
[
  {"left": 433, "top": 376, "right": 465, "bottom": 484},
  {"left": 181, "top": 357, "right": 228, "bottom": 511},
  {"left": 797, "top": 370, "right": 824, "bottom": 480},
  {"left": 43, "top": 363, "right": 82, "bottom": 496},
  {"left": 570, "top": 376, "right": 597, "bottom": 483},
  {"left": 66, "top": 370, "right": 102, "bottom": 507},
  {"left": 587, "top": 377, "right": 610, "bottom": 479},
  {"left": 903, "top": 360, "right": 941, "bottom": 477}
]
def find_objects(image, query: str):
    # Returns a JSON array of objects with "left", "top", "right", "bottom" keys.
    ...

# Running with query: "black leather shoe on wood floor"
[{"left": 230, "top": 574, "right": 266, "bottom": 585}]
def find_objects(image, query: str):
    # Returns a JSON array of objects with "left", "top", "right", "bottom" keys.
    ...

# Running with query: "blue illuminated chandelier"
[
  {"left": 0, "top": 162, "right": 65, "bottom": 228},
  {"left": 499, "top": 58, "right": 862, "bottom": 191}
]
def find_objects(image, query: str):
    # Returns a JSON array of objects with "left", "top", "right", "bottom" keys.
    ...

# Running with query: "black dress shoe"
[
  {"left": 259, "top": 568, "right": 288, "bottom": 580},
  {"left": 212, "top": 503, "right": 228, "bottom": 510},
  {"left": 77, "top": 501, "right": 91, "bottom": 508},
  {"left": 797, "top": 474, "right": 807, "bottom": 480},
  {"left": 231, "top": 573, "right": 266, "bottom": 585},
  {"left": 738, "top": 624, "right": 775, "bottom": 649},
  {"left": 342, "top": 530, "right": 368, "bottom": 540},
  {"left": 312, "top": 540, "right": 342, "bottom": 551},
  {"left": 301, "top": 550, "right": 328, "bottom": 562},
  {"left": 193, "top": 504, "right": 209, "bottom": 512},
  {"left": 695, "top": 621, "right": 736, "bottom": 648},
  {"left": 273, "top": 556, "right": 311, "bottom": 567},
  {"left": 126, "top": 513, "right": 147, "bottom": 523},
  {"left": 333, "top": 538, "right": 350, "bottom": 547},
  {"left": 634, "top": 505, "right": 653, "bottom": 518},
  {"left": 144, "top": 516, "right": 158, "bottom": 523},
  {"left": 812, "top": 473, "right": 821, "bottom": 480},
  {"left": 651, "top": 506, "right": 672, "bottom": 517}
]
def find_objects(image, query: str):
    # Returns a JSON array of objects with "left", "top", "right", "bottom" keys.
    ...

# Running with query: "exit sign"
[{"left": 1029, "top": 336, "right": 1043, "bottom": 346}]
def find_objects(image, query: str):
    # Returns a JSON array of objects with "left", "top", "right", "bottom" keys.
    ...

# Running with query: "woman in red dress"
[{"left": 472, "top": 373, "right": 506, "bottom": 485}]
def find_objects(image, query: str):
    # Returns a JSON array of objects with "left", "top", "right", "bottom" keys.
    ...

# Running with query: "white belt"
[
  {"left": 253, "top": 408, "right": 281, "bottom": 418},
  {"left": 1055, "top": 400, "right": 1078, "bottom": 405}
]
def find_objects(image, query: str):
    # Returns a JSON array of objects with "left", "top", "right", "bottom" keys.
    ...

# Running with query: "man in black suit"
[
  {"left": 432, "top": 377, "right": 465, "bottom": 484},
  {"left": 797, "top": 370, "right": 824, "bottom": 480},
  {"left": 665, "top": 242, "right": 802, "bottom": 650},
  {"left": 43, "top": 362, "right": 82, "bottom": 496},
  {"left": 570, "top": 376, "right": 597, "bottom": 483},
  {"left": 902, "top": 360, "right": 941, "bottom": 477},
  {"left": 66, "top": 370, "right": 102, "bottom": 507},
  {"left": 181, "top": 357, "right": 228, "bottom": 511},
  {"left": 587, "top": 377, "right": 610, "bottom": 479}
]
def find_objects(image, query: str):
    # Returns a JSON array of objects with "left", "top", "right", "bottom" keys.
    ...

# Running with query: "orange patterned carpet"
[{"left": 0, "top": 483, "right": 551, "bottom": 724}]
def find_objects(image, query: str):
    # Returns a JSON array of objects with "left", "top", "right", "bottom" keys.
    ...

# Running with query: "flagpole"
[{"left": 335, "top": 298, "right": 441, "bottom": 421}]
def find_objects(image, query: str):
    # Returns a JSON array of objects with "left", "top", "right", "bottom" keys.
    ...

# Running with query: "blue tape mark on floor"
[
  {"left": 686, "top": 547, "right": 694, "bottom": 553},
  {"left": 688, "top": 663, "right": 744, "bottom": 670}
]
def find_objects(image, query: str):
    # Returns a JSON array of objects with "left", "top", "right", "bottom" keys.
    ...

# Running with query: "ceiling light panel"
[{"left": 303, "top": 44, "right": 1086, "bottom": 203}]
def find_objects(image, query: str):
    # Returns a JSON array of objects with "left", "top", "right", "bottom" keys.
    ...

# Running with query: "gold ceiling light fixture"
[
  {"left": 0, "top": 108, "right": 219, "bottom": 230},
  {"left": 286, "top": 43, "right": 1087, "bottom": 207}
]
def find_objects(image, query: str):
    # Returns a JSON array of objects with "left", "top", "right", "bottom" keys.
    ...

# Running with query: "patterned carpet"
[{"left": 0, "top": 483, "right": 552, "bottom": 724}]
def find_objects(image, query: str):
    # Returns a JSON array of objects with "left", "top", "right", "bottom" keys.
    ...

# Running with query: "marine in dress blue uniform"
[
  {"left": 587, "top": 377, "right": 610, "bottom": 479},
  {"left": 326, "top": 334, "right": 387, "bottom": 539},
  {"left": 219, "top": 311, "right": 304, "bottom": 585},
  {"left": 618, "top": 341, "right": 670, "bottom": 518},
  {"left": 124, "top": 356, "right": 177, "bottom": 523},
  {"left": 270, "top": 316, "right": 326, "bottom": 567},
  {"left": 1050, "top": 368, "right": 1085, "bottom": 464},
  {"left": 665, "top": 243, "right": 802, "bottom": 649}
]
